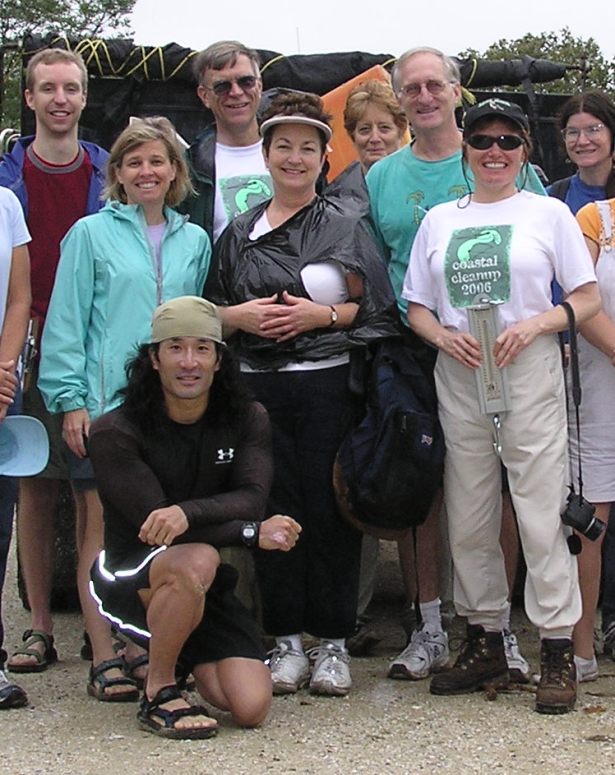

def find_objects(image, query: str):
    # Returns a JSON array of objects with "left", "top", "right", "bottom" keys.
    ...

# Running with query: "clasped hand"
[{"left": 239, "top": 291, "right": 325, "bottom": 342}]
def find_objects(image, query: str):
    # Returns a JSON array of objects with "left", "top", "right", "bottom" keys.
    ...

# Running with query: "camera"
[{"left": 561, "top": 491, "right": 605, "bottom": 542}]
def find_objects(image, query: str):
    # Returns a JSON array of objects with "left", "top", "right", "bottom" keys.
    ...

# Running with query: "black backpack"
[{"left": 336, "top": 338, "right": 444, "bottom": 534}]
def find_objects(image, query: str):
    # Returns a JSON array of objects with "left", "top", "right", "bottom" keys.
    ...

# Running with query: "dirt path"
[{"left": 3, "top": 544, "right": 615, "bottom": 775}]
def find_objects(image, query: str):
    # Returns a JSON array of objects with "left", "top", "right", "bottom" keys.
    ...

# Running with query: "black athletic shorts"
[{"left": 90, "top": 548, "right": 265, "bottom": 671}]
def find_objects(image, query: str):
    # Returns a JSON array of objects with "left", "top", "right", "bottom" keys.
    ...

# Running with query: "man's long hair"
[{"left": 119, "top": 342, "right": 251, "bottom": 434}]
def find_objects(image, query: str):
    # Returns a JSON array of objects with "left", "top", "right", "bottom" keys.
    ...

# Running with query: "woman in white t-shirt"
[
  {"left": 0, "top": 186, "right": 31, "bottom": 708},
  {"left": 403, "top": 99, "right": 600, "bottom": 715},
  {"left": 210, "top": 92, "right": 398, "bottom": 698}
]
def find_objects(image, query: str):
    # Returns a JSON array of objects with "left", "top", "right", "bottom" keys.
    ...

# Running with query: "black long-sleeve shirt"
[{"left": 88, "top": 401, "right": 272, "bottom": 567}]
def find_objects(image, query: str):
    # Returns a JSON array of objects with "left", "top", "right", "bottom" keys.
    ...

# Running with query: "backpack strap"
[{"left": 549, "top": 176, "right": 572, "bottom": 202}]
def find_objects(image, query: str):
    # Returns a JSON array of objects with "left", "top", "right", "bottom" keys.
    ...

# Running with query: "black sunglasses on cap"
[
  {"left": 467, "top": 134, "right": 525, "bottom": 151},
  {"left": 203, "top": 75, "right": 259, "bottom": 97}
]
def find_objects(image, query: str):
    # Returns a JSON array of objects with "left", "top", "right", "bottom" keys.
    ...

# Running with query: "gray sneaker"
[
  {"left": 308, "top": 643, "right": 352, "bottom": 696},
  {"left": 603, "top": 619, "right": 615, "bottom": 659},
  {"left": 267, "top": 641, "right": 310, "bottom": 695},
  {"left": 503, "top": 629, "right": 531, "bottom": 683},
  {"left": 388, "top": 625, "right": 449, "bottom": 680}
]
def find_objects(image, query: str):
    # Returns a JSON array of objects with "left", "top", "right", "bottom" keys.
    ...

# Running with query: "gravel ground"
[{"left": 3, "top": 543, "right": 615, "bottom": 775}]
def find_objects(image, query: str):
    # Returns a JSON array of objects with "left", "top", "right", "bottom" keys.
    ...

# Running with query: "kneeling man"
[{"left": 89, "top": 296, "right": 300, "bottom": 739}]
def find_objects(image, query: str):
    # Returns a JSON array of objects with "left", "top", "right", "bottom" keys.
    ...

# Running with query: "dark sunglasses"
[
  {"left": 467, "top": 134, "right": 525, "bottom": 151},
  {"left": 204, "top": 75, "right": 259, "bottom": 97}
]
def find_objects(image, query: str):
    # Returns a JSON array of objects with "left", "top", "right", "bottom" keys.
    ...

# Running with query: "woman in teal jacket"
[{"left": 39, "top": 117, "right": 211, "bottom": 703}]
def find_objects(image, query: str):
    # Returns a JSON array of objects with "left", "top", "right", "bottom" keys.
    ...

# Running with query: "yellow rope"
[{"left": 260, "top": 54, "right": 286, "bottom": 74}]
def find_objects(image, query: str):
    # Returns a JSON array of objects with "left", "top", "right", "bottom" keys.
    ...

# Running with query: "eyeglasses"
[
  {"left": 398, "top": 80, "right": 453, "bottom": 99},
  {"left": 202, "top": 75, "right": 259, "bottom": 97},
  {"left": 466, "top": 134, "right": 525, "bottom": 151},
  {"left": 561, "top": 123, "right": 605, "bottom": 142}
]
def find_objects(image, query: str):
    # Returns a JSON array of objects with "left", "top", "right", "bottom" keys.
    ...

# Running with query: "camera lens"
[{"left": 584, "top": 516, "right": 606, "bottom": 542}]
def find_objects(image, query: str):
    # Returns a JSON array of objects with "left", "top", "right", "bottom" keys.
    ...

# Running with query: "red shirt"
[{"left": 23, "top": 144, "right": 92, "bottom": 323}]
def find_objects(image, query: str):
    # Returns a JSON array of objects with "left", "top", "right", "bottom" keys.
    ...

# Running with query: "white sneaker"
[
  {"left": 267, "top": 641, "right": 310, "bottom": 694},
  {"left": 388, "top": 625, "right": 449, "bottom": 680},
  {"left": 574, "top": 654, "right": 599, "bottom": 683},
  {"left": 0, "top": 669, "right": 28, "bottom": 709},
  {"left": 308, "top": 643, "right": 352, "bottom": 696},
  {"left": 503, "top": 629, "right": 531, "bottom": 683}
]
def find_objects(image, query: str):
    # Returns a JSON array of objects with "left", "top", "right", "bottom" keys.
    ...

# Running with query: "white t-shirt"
[
  {"left": 0, "top": 187, "right": 30, "bottom": 331},
  {"left": 213, "top": 141, "right": 272, "bottom": 243},
  {"left": 402, "top": 190, "right": 596, "bottom": 333}
]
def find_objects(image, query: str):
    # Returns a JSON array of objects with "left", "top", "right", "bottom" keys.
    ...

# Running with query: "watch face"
[{"left": 244, "top": 526, "right": 256, "bottom": 539}]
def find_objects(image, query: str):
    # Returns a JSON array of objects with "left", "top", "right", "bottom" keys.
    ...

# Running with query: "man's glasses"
[
  {"left": 398, "top": 80, "right": 452, "bottom": 99},
  {"left": 467, "top": 134, "right": 525, "bottom": 151},
  {"left": 561, "top": 123, "right": 605, "bottom": 142},
  {"left": 203, "top": 75, "right": 259, "bottom": 97}
]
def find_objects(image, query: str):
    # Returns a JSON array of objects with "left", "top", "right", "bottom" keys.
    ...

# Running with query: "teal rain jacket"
[{"left": 39, "top": 201, "right": 211, "bottom": 419}]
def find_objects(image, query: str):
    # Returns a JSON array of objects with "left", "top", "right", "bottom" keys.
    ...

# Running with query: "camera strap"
[{"left": 558, "top": 300, "right": 585, "bottom": 500}]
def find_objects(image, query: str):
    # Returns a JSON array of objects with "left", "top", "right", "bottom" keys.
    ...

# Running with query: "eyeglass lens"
[
  {"left": 401, "top": 80, "right": 447, "bottom": 98},
  {"left": 562, "top": 124, "right": 605, "bottom": 141},
  {"left": 210, "top": 75, "right": 258, "bottom": 96}
]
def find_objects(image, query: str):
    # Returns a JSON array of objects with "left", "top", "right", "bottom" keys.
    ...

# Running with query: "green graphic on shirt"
[
  {"left": 445, "top": 225, "right": 513, "bottom": 308},
  {"left": 219, "top": 175, "right": 272, "bottom": 219}
]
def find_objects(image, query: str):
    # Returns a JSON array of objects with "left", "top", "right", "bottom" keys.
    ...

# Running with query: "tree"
[
  {"left": 457, "top": 27, "right": 615, "bottom": 96},
  {"left": 0, "top": 0, "right": 136, "bottom": 128}
]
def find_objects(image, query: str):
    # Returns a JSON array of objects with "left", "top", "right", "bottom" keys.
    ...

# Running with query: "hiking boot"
[
  {"left": 574, "top": 654, "right": 599, "bottom": 683},
  {"left": 308, "top": 643, "right": 352, "bottom": 696},
  {"left": 503, "top": 629, "right": 531, "bottom": 683},
  {"left": 430, "top": 624, "right": 509, "bottom": 695},
  {"left": 388, "top": 625, "right": 449, "bottom": 680},
  {"left": 267, "top": 641, "right": 310, "bottom": 695},
  {"left": 0, "top": 669, "right": 28, "bottom": 709},
  {"left": 535, "top": 638, "right": 576, "bottom": 714}
]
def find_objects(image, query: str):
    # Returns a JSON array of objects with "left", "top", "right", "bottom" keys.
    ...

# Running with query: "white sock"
[
  {"left": 277, "top": 634, "right": 303, "bottom": 652},
  {"left": 501, "top": 602, "right": 512, "bottom": 632},
  {"left": 574, "top": 654, "right": 596, "bottom": 668},
  {"left": 419, "top": 598, "right": 443, "bottom": 632},
  {"left": 321, "top": 638, "right": 345, "bottom": 650}
]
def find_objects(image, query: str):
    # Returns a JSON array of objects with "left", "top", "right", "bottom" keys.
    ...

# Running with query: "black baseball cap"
[{"left": 463, "top": 98, "right": 529, "bottom": 136}]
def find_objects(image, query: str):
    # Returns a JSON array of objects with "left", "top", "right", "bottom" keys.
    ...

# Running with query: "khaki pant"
[{"left": 435, "top": 335, "right": 581, "bottom": 638}]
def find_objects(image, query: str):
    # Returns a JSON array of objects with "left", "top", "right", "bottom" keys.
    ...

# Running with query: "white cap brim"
[
  {"left": 0, "top": 416, "right": 49, "bottom": 476},
  {"left": 260, "top": 115, "right": 332, "bottom": 141}
]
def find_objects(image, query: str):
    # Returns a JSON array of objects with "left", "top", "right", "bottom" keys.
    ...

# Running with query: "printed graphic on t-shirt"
[
  {"left": 444, "top": 225, "right": 513, "bottom": 308},
  {"left": 406, "top": 184, "right": 469, "bottom": 226},
  {"left": 218, "top": 175, "right": 272, "bottom": 221}
]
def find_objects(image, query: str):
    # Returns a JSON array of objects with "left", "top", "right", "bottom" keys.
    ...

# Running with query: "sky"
[{"left": 128, "top": 0, "right": 615, "bottom": 62}]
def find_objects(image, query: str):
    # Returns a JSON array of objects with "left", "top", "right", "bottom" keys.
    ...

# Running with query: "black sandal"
[
  {"left": 8, "top": 630, "right": 58, "bottom": 674},
  {"left": 87, "top": 657, "right": 139, "bottom": 703},
  {"left": 138, "top": 684, "right": 218, "bottom": 740},
  {"left": 123, "top": 653, "right": 149, "bottom": 690}
]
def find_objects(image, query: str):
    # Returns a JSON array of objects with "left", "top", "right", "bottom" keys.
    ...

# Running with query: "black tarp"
[{"left": 18, "top": 34, "right": 573, "bottom": 179}]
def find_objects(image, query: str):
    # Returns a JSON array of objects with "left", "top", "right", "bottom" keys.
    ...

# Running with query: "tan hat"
[{"left": 151, "top": 296, "right": 223, "bottom": 344}]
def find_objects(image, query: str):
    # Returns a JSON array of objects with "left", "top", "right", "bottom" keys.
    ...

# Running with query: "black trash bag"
[{"left": 207, "top": 196, "right": 400, "bottom": 370}]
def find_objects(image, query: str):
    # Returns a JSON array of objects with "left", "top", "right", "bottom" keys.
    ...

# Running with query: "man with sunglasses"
[
  {"left": 181, "top": 40, "right": 272, "bottom": 244},
  {"left": 366, "top": 47, "right": 545, "bottom": 687}
]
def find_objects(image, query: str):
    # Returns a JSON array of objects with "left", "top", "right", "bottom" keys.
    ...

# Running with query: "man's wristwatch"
[
  {"left": 240, "top": 521, "right": 260, "bottom": 548},
  {"left": 328, "top": 305, "right": 338, "bottom": 327}
]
